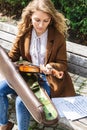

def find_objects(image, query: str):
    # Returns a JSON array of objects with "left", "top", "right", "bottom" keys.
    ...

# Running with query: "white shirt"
[{"left": 30, "top": 28, "right": 48, "bottom": 66}]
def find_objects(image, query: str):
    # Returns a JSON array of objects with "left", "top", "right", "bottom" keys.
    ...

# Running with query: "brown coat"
[{"left": 8, "top": 26, "right": 75, "bottom": 97}]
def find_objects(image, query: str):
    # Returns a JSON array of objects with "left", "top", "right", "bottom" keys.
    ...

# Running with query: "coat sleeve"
[
  {"left": 49, "top": 34, "right": 68, "bottom": 71},
  {"left": 8, "top": 40, "right": 21, "bottom": 62}
]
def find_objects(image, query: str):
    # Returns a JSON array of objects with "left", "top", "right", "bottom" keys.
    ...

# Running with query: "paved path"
[{"left": 0, "top": 73, "right": 87, "bottom": 130}]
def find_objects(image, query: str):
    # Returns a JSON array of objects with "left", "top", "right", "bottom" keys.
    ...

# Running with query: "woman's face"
[{"left": 31, "top": 10, "right": 51, "bottom": 36}]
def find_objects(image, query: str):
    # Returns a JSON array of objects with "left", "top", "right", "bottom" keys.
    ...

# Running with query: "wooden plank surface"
[
  {"left": 0, "top": 21, "right": 17, "bottom": 34},
  {"left": 68, "top": 63, "right": 87, "bottom": 77},
  {"left": 79, "top": 118, "right": 87, "bottom": 125},
  {"left": 0, "top": 31, "right": 16, "bottom": 42},
  {"left": 66, "top": 41, "right": 87, "bottom": 57},
  {"left": 59, "top": 117, "right": 87, "bottom": 130},
  {"left": 67, "top": 53, "right": 87, "bottom": 68},
  {"left": 0, "top": 39, "right": 13, "bottom": 50},
  {"left": 69, "top": 119, "right": 87, "bottom": 130}
]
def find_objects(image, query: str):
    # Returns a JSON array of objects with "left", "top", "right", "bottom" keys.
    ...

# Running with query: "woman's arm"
[{"left": 8, "top": 41, "right": 21, "bottom": 62}]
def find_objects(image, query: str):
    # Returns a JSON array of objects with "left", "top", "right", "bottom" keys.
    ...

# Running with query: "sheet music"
[{"left": 52, "top": 96, "right": 87, "bottom": 121}]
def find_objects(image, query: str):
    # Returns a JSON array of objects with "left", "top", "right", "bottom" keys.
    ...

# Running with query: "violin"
[
  {"left": 19, "top": 64, "right": 40, "bottom": 73},
  {"left": 17, "top": 61, "right": 40, "bottom": 73},
  {"left": 17, "top": 61, "right": 63, "bottom": 79}
]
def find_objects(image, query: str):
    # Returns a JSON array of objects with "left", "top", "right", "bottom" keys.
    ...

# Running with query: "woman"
[{"left": 0, "top": 0, "right": 75, "bottom": 130}]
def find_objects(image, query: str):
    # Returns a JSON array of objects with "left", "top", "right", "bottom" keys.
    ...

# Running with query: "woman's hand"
[
  {"left": 52, "top": 69, "right": 64, "bottom": 79},
  {"left": 40, "top": 64, "right": 64, "bottom": 79},
  {"left": 40, "top": 64, "right": 53, "bottom": 75}
]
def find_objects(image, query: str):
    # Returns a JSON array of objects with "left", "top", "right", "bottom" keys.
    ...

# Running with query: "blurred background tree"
[
  {"left": 52, "top": 0, "right": 87, "bottom": 45},
  {"left": 0, "top": 0, "right": 87, "bottom": 45}
]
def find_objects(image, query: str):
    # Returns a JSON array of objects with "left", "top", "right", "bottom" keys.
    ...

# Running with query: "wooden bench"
[
  {"left": 67, "top": 41, "right": 87, "bottom": 78},
  {"left": 0, "top": 21, "right": 87, "bottom": 77},
  {"left": 0, "top": 22, "right": 17, "bottom": 51}
]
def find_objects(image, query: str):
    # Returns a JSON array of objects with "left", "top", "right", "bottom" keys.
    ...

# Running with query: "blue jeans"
[{"left": 0, "top": 74, "right": 50, "bottom": 130}]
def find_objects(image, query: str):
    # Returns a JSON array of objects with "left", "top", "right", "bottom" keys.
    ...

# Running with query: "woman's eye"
[
  {"left": 44, "top": 18, "right": 51, "bottom": 23},
  {"left": 34, "top": 19, "right": 50, "bottom": 23},
  {"left": 35, "top": 19, "right": 40, "bottom": 22},
  {"left": 44, "top": 20, "right": 49, "bottom": 22}
]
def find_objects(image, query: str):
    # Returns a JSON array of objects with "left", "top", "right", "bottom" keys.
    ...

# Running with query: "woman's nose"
[{"left": 38, "top": 21, "right": 44, "bottom": 27}]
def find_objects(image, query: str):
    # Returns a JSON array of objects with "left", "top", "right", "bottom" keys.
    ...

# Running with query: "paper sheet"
[{"left": 52, "top": 96, "right": 87, "bottom": 121}]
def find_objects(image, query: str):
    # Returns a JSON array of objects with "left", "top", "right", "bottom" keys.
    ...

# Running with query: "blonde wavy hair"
[{"left": 17, "top": 0, "right": 68, "bottom": 38}]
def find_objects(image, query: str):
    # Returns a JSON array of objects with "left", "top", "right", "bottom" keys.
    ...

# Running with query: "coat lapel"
[
  {"left": 45, "top": 27, "right": 55, "bottom": 64},
  {"left": 24, "top": 32, "right": 31, "bottom": 61}
]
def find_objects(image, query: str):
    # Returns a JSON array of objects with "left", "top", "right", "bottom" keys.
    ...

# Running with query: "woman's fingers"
[{"left": 40, "top": 64, "right": 64, "bottom": 79}]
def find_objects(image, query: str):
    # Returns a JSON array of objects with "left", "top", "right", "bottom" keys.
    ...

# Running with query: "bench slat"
[
  {"left": 0, "top": 39, "right": 13, "bottom": 50},
  {"left": 68, "top": 63, "right": 87, "bottom": 77},
  {"left": 0, "top": 22, "right": 17, "bottom": 35},
  {"left": 67, "top": 41, "right": 87, "bottom": 57},
  {"left": 0, "top": 31, "right": 16, "bottom": 43},
  {"left": 67, "top": 53, "right": 87, "bottom": 68}
]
